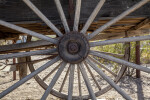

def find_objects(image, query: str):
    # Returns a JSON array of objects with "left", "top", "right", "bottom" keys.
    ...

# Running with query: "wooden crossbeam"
[
  {"left": 91, "top": 29, "right": 150, "bottom": 40},
  {"left": 128, "top": 17, "right": 150, "bottom": 31},
  {"left": 91, "top": 17, "right": 150, "bottom": 40}
]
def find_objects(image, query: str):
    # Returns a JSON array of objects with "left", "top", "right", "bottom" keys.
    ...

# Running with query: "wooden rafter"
[
  {"left": 91, "top": 29, "right": 150, "bottom": 41},
  {"left": 91, "top": 17, "right": 150, "bottom": 40},
  {"left": 128, "top": 17, "right": 150, "bottom": 31}
]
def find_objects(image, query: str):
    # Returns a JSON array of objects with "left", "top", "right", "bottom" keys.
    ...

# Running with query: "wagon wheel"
[
  {"left": 26, "top": 36, "right": 128, "bottom": 100},
  {"left": 0, "top": 0, "right": 150, "bottom": 100}
]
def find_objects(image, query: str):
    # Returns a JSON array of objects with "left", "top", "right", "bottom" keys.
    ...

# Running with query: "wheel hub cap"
[
  {"left": 58, "top": 31, "right": 90, "bottom": 64},
  {"left": 68, "top": 42, "right": 79, "bottom": 54}
]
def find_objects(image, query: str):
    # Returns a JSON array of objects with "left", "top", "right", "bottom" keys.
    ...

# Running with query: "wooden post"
[
  {"left": 13, "top": 40, "right": 16, "bottom": 80},
  {"left": 124, "top": 32, "right": 131, "bottom": 76},
  {"left": 17, "top": 57, "right": 27, "bottom": 80},
  {"left": 17, "top": 36, "right": 29, "bottom": 80},
  {"left": 136, "top": 41, "right": 141, "bottom": 78},
  {"left": 125, "top": 42, "right": 131, "bottom": 75},
  {"left": 13, "top": 58, "right": 16, "bottom": 80}
]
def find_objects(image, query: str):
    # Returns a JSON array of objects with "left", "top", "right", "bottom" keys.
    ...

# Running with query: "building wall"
[{"left": 0, "top": 0, "right": 150, "bottom": 23}]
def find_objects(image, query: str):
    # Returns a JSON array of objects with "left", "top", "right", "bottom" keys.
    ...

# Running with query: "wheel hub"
[
  {"left": 58, "top": 31, "right": 90, "bottom": 64},
  {"left": 68, "top": 42, "right": 79, "bottom": 54}
]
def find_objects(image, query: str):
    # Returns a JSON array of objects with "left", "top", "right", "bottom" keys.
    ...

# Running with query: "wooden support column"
[
  {"left": 13, "top": 58, "right": 16, "bottom": 80},
  {"left": 125, "top": 42, "right": 131, "bottom": 75},
  {"left": 13, "top": 40, "right": 16, "bottom": 80},
  {"left": 124, "top": 32, "right": 131, "bottom": 76},
  {"left": 17, "top": 36, "right": 28, "bottom": 80},
  {"left": 136, "top": 41, "right": 141, "bottom": 78},
  {"left": 17, "top": 57, "right": 27, "bottom": 80}
]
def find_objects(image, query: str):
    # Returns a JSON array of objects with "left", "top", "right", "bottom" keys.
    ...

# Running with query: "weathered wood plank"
[
  {"left": 91, "top": 29, "right": 150, "bottom": 40},
  {"left": 0, "top": 0, "right": 150, "bottom": 23},
  {"left": 128, "top": 17, "right": 150, "bottom": 31},
  {"left": 0, "top": 0, "right": 150, "bottom": 40}
]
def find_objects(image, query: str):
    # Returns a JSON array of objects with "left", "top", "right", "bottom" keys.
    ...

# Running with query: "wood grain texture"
[
  {"left": 0, "top": 0, "right": 150, "bottom": 22},
  {"left": 0, "top": 0, "right": 150, "bottom": 40}
]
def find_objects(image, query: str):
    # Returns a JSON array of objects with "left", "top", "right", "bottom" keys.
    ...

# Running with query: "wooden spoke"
[
  {"left": 0, "top": 48, "right": 56, "bottom": 60},
  {"left": 68, "top": 64, "right": 75, "bottom": 100},
  {"left": 90, "top": 35, "right": 150, "bottom": 47},
  {"left": 78, "top": 63, "right": 97, "bottom": 100},
  {"left": 41, "top": 61, "right": 67, "bottom": 100},
  {"left": 84, "top": 61, "right": 101, "bottom": 90},
  {"left": 0, "top": 20, "right": 58, "bottom": 44},
  {"left": 23, "top": 0, "right": 63, "bottom": 37},
  {"left": 54, "top": 0, "right": 70, "bottom": 33},
  {"left": 0, "top": 40, "right": 52, "bottom": 53},
  {"left": 8, "top": 55, "right": 57, "bottom": 66},
  {"left": 88, "top": 56, "right": 117, "bottom": 77},
  {"left": 86, "top": 58, "right": 132, "bottom": 100},
  {"left": 90, "top": 50, "right": 150, "bottom": 73},
  {"left": 43, "top": 63, "right": 61, "bottom": 81},
  {"left": 94, "top": 51, "right": 124, "bottom": 58},
  {"left": 1, "top": 0, "right": 150, "bottom": 99},
  {"left": 77, "top": 65, "right": 82, "bottom": 98},
  {"left": 0, "top": 56, "right": 60, "bottom": 99},
  {"left": 87, "top": 0, "right": 150, "bottom": 39},
  {"left": 73, "top": 0, "right": 81, "bottom": 31},
  {"left": 59, "top": 65, "right": 70, "bottom": 92},
  {"left": 81, "top": 0, "right": 105, "bottom": 34}
]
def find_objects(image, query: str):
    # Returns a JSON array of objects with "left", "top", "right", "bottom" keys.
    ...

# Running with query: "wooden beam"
[
  {"left": 91, "top": 17, "right": 150, "bottom": 40},
  {"left": 91, "top": 29, "right": 150, "bottom": 40},
  {"left": 0, "top": 31, "right": 19, "bottom": 40},
  {"left": 128, "top": 17, "right": 150, "bottom": 31}
]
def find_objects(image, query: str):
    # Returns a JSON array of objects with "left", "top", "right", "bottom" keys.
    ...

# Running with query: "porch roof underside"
[{"left": 0, "top": 16, "right": 150, "bottom": 40}]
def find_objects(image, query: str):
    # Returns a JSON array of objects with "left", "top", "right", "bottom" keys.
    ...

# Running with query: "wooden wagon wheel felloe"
[{"left": 0, "top": 0, "right": 150, "bottom": 100}]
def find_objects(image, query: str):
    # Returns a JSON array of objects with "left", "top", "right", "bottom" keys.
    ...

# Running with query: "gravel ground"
[{"left": 0, "top": 58, "right": 150, "bottom": 100}]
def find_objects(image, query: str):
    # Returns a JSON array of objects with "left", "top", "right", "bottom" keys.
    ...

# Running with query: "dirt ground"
[{"left": 0, "top": 59, "right": 150, "bottom": 100}]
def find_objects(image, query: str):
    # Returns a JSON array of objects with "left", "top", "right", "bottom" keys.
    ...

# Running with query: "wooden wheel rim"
[{"left": 27, "top": 56, "right": 127, "bottom": 99}]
